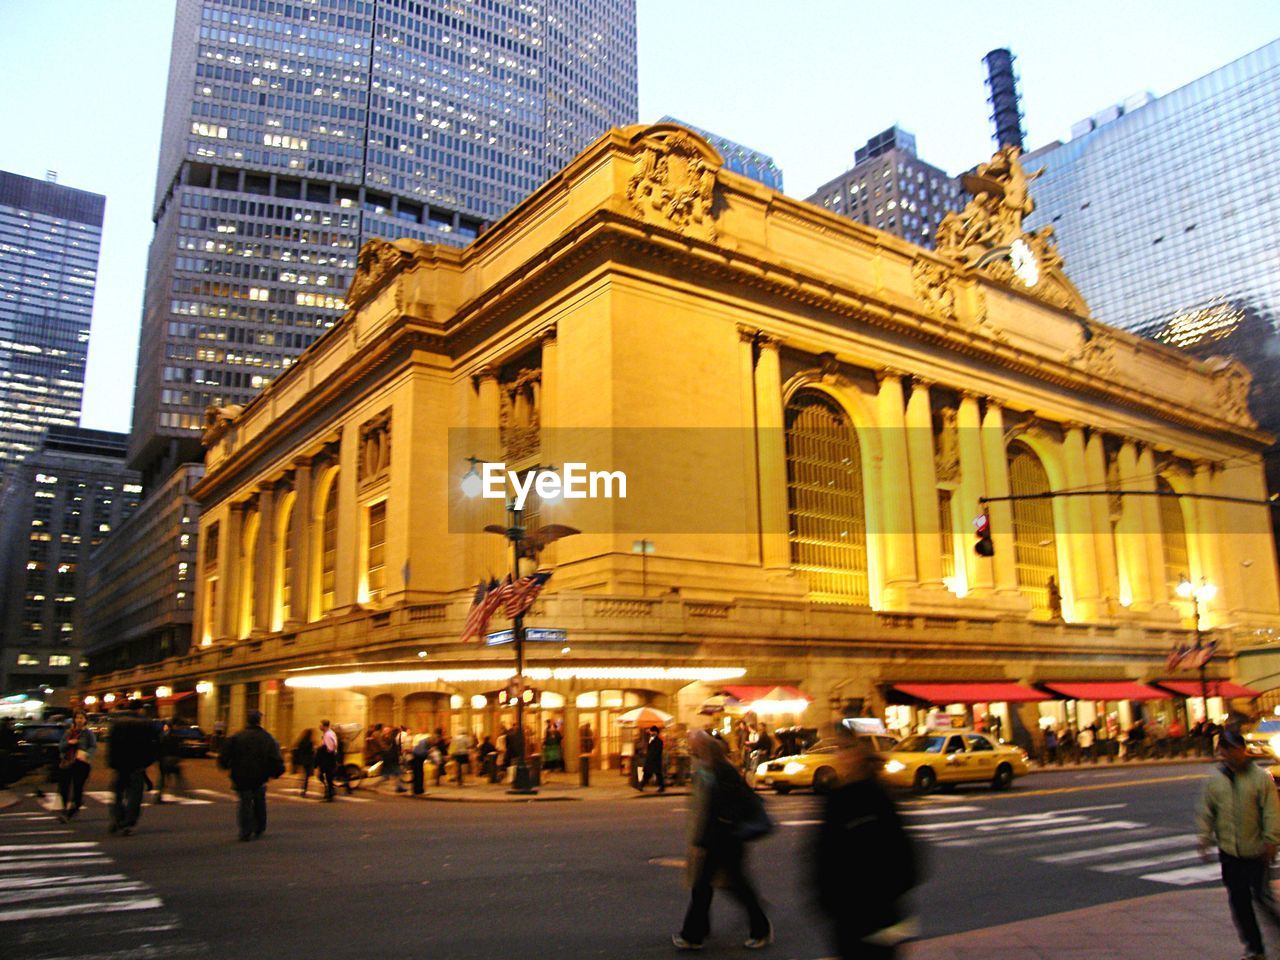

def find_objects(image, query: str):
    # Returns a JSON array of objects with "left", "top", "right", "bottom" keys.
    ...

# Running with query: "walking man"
[
  {"left": 107, "top": 704, "right": 159, "bottom": 836},
  {"left": 638, "top": 726, "right": 666, "bottom": 792},
  {"left": 451, "top": 728, "right": 473, "bottom": 786},
  {"left": 1197, "top": 728, "right": 1280, "bottom": 960},
  {"left": 317, "top": 719, "right": 339, "bottom": 801},
  {"left": 218, "top": 710, "right": 285, "bottom": 841}
]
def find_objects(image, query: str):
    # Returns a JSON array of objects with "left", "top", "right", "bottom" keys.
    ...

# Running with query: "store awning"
[
  {"left": 723, "top": 685, "right": 812, "bottom": 703},
  {"left": 1157, "top": 680, "right": 1261, "bottom": 699},
  {"left": 1043, "top": 681, "right": 1171, "bottom": 701},
  {"left": 157, "top": 691, "right": 196, "bottom": 703},
  {"left": 891, "top": 682, "right": 1050, "bottom": 705}
]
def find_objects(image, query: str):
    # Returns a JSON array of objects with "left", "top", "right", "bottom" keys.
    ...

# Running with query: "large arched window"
[
  {"left": 274, "top": 491, "right": 296, "bottom": 629},
  {"left": 1157, "top": 476, "right": 1189, "bottom": 599},
  {"left": 318, "top": 471, "right": 339, "bottom": 615},
  {"left": 1007, "top": 442, "right": 1059, "bottom": 614},
  {"left": 784, "top": 390, "right": 869, "bottom": 604}
]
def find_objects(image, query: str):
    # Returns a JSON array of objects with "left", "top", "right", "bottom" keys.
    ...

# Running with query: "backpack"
[{"left": 714, "top": 763, "right": 775, "bottom": 842}]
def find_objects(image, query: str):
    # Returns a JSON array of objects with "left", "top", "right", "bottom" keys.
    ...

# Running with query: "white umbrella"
[{"left": 616, "top": 706, "right": 673, "bottom": 726}]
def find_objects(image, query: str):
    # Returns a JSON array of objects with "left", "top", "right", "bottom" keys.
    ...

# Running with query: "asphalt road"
[{"left": 1, "top": 758, "right": 1226, "bottom": 960}]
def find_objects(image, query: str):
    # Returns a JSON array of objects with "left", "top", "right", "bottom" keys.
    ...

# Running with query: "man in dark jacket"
[
  {"left": 812, "top": 729, "right": 919, "bottom": 958},
  {"left": 218, "top": 710, "right": 285, "bottom": 841},
  {"left": 107, "top": 706, "right": 160, "bottom": 836},
  {"left": 639, "top": 726, "right": 666, "bottom": 792}
]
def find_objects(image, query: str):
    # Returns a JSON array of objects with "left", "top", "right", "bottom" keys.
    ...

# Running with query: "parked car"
[
  {"left": 164, "top": 723, "right": 211, "bottom": 757},
  {"left": 882, "top": 730, "right": 1030, "bottom": 794},
  {"left": 1245, "top": 719, "right": 1280, "bottom": 761},
  {"left": 755, "top": 734, "right": 899, "bottom": 794},
  {"left": 10, "top": 721, "right": 66, "bottom": 781}
]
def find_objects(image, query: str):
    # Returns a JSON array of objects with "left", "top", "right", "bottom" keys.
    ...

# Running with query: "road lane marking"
[
  {"left": 0, "top": 842, "right": 96, "bottom": 852},
  {"left": 1140, "top": 863, "right": 1220, "bottom": 885},
  {"left": 0, "top": 895, "right": 164, "bottom": 923},
  {"left": 902, "top": 806, "right": 982, "bottom": 816},
  {"left": 971, "top": 815, "right": 1092, "bottom": 833},
  {"left": 1041, "top": 834, "right": 1192, "bottom": 864},
  {"left": 0, "top": 881, "right": 149, "bottom": 906},
  {"left": 0, "top": 857, "right": 112, "bottom": 872},
  {"left": 992, "top": 774, "right": 1203, "bottom": 800},
  {"left": 3, "top": 872, "right": 128, "bottom": 888},
  {"left": 1033, "top": 820, "right": 1145, "bottom": 837},
  {"left": 1096, "top": 849, "right": 1202, "bottom": 872},
  {"left": 908, "top": 805, "right": 1123, "bottom": 832},
  {"left": 780, "top": 819, "right": 822, "bottom": 826},
  {"left": 192, "top": 788, "right": 235, "bottom": 800}
]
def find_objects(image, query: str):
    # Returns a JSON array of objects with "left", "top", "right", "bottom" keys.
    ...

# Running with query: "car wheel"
[
  {"left": 913, "top": 767, "right": 937, "bottom": 795},
  {"left": 773, "top": 784, "right": 792, "bottom": 795},
  {"left": 813, "top": 767, "right": 838, "bottom": 794},
  {"left": 992, "top": 763, "right": 1014, "bottom": 791}
]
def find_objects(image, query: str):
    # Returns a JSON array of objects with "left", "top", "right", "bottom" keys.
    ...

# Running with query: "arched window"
[
  {"left": 274, "top": 491, "right": 296, "bottom": 629},
  {"left": 1157, "top": 476, "right": 1189, "bottom": 599},
  {"left": 1007, "top": 442, "right": 1059, "bottom": 614},
  {"left": 319, "top": 473, "right": 339, "bottom": 615},
  {"left": 785, "top": 390, "right": 868, "bottom": 604}
]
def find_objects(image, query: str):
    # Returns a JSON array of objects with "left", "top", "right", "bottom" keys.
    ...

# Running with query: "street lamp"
[{"left": 1177, "top": 574, "right": 1219, "bottom": 721}]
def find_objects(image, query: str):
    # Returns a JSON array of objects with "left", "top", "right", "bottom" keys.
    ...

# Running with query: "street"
[{"left": 0, "top": 759, "right": 1225, "bottom": 959}]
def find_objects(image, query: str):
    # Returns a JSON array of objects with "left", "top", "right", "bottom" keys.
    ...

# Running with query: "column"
[
  {"left": 1062, "top": 424, "right": 1101, "bottom": 620},
  {"left": 287, "top": 461, "right": 312, "bottom": 626},
  {"left": 876, "top": 370, "right": 918, "bottom": 601},
  {"left": 1115, "top": 440, "right": 1152, "bottom": 610},
  {"left": 475, "top": 368, "right": 506, "bottom": 577},
  {"left": 754, "top": 334, "right": 791, "bottom": 572},
  {"left": 905, "top": 377, "right": 944, "bottom": 590},
  {"left": 1083, "top": 430, "right": 1120, "bottom": 608},
  {"left": 537, "top": 328, "right": 561, "bottom": 567},
  {"left": 956, "top": 392, "right": 992, "bottom": 595},
  {"left": 1191, "top": 461, "right": 1226, "bottom": 603},
  {"left": 1136, "top": 445, "right": 1170, "bottom": 606},
  {"left": 333, "top": 426, "right": 359, "bottom": 610},
  {"left": 979, "top": 399, "right": 1018, "bottom": 594},
  {"left": 221, "top": 504, "right": 245, "bottom": 640},
  {"left": 253, "top": 487, "right": 275, "bottom": 633}
]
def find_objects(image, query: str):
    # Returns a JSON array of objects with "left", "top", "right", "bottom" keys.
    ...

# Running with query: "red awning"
[
  {"left": 892, "top": 682, "right": 1050, "bottom": 705},
  {"left": 157, "top": 691, "right": 196, "bottom": 703},
  {"left": 723, "top": 685, "right": 812, "bottom": 703},
  {"left": 1157, "top": 680, "right": 1261, "bottom": 699},
  {"left": 1044, "top": 682, "right": 1171, "bottom": 701}
]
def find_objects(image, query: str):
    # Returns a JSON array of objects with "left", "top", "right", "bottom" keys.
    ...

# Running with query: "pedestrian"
[
  {"left": 631, "top": 728, "right": 648, "bottom": 789},
  {"left": 217, "top": 710, "right": 285, "bottom": 841},
  {"left": 0, "top": 717, "right": 17, "bottom": 786},
  {"left": 639, "top": 725, "right": 666, "bottom": 792},
  {"left": 433, "top": 728, "right": 449, "bottom": 786},
  {"left": 504, "top": 725, "right": 524, "bottom": 781},
  {"left": 451, "top": 728, "right": 473, "bottom": 786},
  {"left": 410, "top": 732, "right": 429, "bottom": 794},
  {"left": 107, "top": 703, "right": 159, "bottom": 836},
  {"left": 580, "top": 721, "right": 595, "bottom": 759},
  {"left": 478, "top": 735, "right": 498, "bottom": 780},
  {"left": 155, "top": 720, "right": 187, "bottom": 801},
  {"left": 543, "top": 720, "right": 564, "bottom": 773},
  {"left": 380, "top": 725, "right": 405, "bottom": 792},
  {"left": 1197, "top": 728, "right": 1280, "bottom": 960},
  {"left": 1077, "top": 723, "right": 1095, "bottom": 764},
  {"left": 57, "top": 709, "right": 97, "bottom": 821},
  {"left": 317, "top": 719, "right": 339, "bottom": 801},
  {"left": 1043, "top": 726, "right": 1058, "bottom": 765},
  {"left": 673, "top": 729, "right": 772, "bottom": 951},
  {"left": 811, "top": 728, "right": 919, "bottom": 958},
  {"left": 292, "top": 729, "right": 316, "bottom": 795},
  {"left": 755, "top": 724, "right": 774, "bottom": 763}
]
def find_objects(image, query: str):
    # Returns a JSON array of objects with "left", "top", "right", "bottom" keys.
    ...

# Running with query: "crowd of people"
[{"left": 1038, "top": 716, "right": 1229, "bottom": 765}]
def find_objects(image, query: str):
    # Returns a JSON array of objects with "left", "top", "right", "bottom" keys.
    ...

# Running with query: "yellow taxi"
[
  {"left": 755, "top": 733, "right": 899, "bottom": 794},
  {"left": 1244, "top": 719, "right": 1280, "bottom": 761},
  {"left": 881, "top": 730, "right": 1029, "bottom": 794}
]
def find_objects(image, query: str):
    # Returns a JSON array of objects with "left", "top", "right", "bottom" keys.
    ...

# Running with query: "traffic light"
[{"left": 973, "top": 510, "right": 994, "bottom": 557}]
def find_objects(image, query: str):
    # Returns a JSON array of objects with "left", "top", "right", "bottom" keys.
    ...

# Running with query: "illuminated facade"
[
  {"left": 0, "top": 428, "right": 139, "bottom": 695},
  {"left": 0, "top": 172, "right": 103, "bottom": 470},
  {"left": 85, "top": 125, "right": 1280, "bottom": 758},
  {"left": 131, "top": 0, "right": 639, "bottom": 485}
]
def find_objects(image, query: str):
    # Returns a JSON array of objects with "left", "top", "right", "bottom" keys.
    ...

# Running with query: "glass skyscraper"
[
  {"left": 0, "top": 172, "right": 104, "bottom": 470},
  {"left": 1024, "top": 40, "right": 1280, "bottom": 334},
  {"left": 131, "top": 0, "right": 638, "bottom": 487}
]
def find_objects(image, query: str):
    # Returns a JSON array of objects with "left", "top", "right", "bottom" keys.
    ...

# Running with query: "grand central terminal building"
[{"left": 84, "top": 124, "right": 1280, "bottom": 762}]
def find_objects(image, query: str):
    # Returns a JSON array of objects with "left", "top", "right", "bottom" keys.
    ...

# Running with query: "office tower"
[
  {"left": 984, "top": 48, "right": 1026, "bottom": 150},
  {"left": 0, "top": 172, "right": 104, "bottom": 470},
  {"left": 659, "top": 116, "right": 783, "bottom": 191},
  {"left": 131, "top": 0, "right": 639, "bottom": 488},
  {"left": 807, "top": 126, "right": 963, "bottom": 248},
  {"left": 0, "top": 428, "right": 138, "bottom": 695},
  {"left": 1024, "top": 40, "right": 1280, "bottom": 335}
]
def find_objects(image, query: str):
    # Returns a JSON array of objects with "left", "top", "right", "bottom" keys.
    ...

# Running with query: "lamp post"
[
  {"left": 1176, "top": 574, "right": 1218, "bottom": 723},
  {"left": 462, "top": 460, "right": 559, "bottom": 795}
]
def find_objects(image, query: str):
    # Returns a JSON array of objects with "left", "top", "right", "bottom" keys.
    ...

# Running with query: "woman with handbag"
[
  {"left": 673, "top": 729, "right": 773, "bottom": 951},
  {"left": 57, "top": 710, "right": 97, "bottom": 822}
]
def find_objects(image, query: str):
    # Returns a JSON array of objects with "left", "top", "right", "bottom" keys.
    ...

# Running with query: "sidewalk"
[
  {"left": 907, "top": 887, "right": 1235, "bottom": 959},
  {"left": 280, "top": 771, "right": 690, "bottom": 802},
  {"left": 1025, "top": 754, "right": 1216, "bottom": 775}
]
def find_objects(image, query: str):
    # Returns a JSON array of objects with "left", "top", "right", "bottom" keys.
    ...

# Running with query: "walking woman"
[
  {"left": 673, "top": 730, "right": 772, "bottom": 951},
  {"left": 292, "top": 728, "right": 316, "bottom": 796},
  {"left": 57, "top": 710, "right": 96, "bottom": 822}
]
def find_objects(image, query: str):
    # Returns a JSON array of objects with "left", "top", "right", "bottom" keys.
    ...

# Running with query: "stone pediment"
[
  {"left": 345, "top": 236, "right": 419, "bottom": 313},
  {"left": 622, "top": 123, "right": 722, "bottom": 241}
]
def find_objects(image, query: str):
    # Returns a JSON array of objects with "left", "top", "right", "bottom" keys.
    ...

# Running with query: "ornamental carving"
[
  {"left": 934, "top": 145, "right": 1087, "bottom": 316},
  {"left": 499, "top": 366, "right": 541, "bottom": 462},
  {"left": 346, "top": 237, "right": 415, "bottom": 311},
  {"left": 934, "top": 407, "right": 960, "bottom": 483},
  {"left": 202, "top": 403, "right": 245, "bottom": 445},
  {"left": 911, "top": 257, "right": 957, "bottom": 323},
  {"left": 626, "top": 131, "right": 718, "bottom": 239},
  {"left": 1070, "top": 332, "right": 1120, "bottom": 381},
  {"left": 358, "top": 409, "right": 392, "bottom": 485},
  {"left": 1205, "top": 356, "right": 1254, "bottom": 425}
]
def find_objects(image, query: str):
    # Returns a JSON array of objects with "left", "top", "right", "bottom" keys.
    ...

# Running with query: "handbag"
[{"left": 724, "top": 770, "right": 775, "bottom": 842}]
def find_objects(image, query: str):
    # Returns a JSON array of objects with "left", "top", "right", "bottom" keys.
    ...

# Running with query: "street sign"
[
  {"left": 485, "top": 630, "right": 514, "bottom": 646},
  {"left": 484, "top": 627, "right": 566, "bottom": 645}
]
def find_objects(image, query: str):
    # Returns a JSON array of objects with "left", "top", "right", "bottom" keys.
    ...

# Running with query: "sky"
[{"left": 1, "top": 0, "right": 1279, "bottom": 434}]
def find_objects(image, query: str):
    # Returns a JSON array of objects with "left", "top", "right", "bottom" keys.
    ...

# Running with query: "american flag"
[
  {"left": 460, "top": 577, "right": 501, "bottom": 643},
  {"left": 1165, "top": 644, "right": 1191, "bottom": 672},
  {"left": 505, "top": 571, "right": 552, "bottom": 619},
  {"left": 1186, "top": 640, "right": 1218, "bottom": 670}
]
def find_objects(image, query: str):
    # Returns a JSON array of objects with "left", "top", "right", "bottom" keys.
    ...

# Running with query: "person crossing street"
[{"left": 218, "top": 710, "right": 285, "bottom": 841}]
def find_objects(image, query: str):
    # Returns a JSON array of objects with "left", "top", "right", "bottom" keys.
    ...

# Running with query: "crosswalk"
[
  {"left": 0, "top": 811, "right": 206, "bottom": 959},
  {"left": 30, "top": 784, "right": 375, "bottom": 814}
]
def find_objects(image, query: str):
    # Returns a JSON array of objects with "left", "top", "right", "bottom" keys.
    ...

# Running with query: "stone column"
[
  {"left": 905, "top": 377, "right": 944, "bottom": 590},
  {"left": 287, "top": 461, "right": 312, "bottom": 626},
  {"left": 979, "top": 399, "right": 1018, "bottom": 594},
  {"left": 876, "top": 370, "right": 918, "bottom": 603},
  {"left": 1192, "top": 460, "right": 1226, "bottom": 599},
  {"left": 956, "top": 392, "right": 992, "bottom": 595},
  {"left": 1083, "top": 430, "right": 1120, "bottom": 609},
  {"left": 754, "top": 334, "right": 791, "bottom": 572},
  {"left": 253, "top": 487, "right": 275, "bottom": 634},
  {"left": 475, "top": 368, "right": 506, "bottom": 576},
  {"left": 1115, "top": 440, "right": 1152, "bottom": 610},
  {"left": 1062, "top": 424, "right": 1101, "bottom": 621},
  {"left": 333, "top": 426, "right": 359, "bottom": 610},
  {"left": 537, "top": 328, "right": 560, "bottom": 567},
  {"left": 1137, "top": 445, "right": 1170, "bottom": 606},
  {"left": 221, "top": 504, "right": 245, "bottom": 640}
]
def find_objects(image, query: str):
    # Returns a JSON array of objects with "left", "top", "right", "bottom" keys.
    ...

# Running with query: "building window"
[
  {"left": 320, "top": 474, "right": 339, "bottom": 615},
  {"left": 1157, "top": 476, "right": 1190, "bottom": 599},
  {"left": 784, "top": 390, "right": 869, "bottom": 605},
  {"left": 49, "top": 654, "right": 71, "bottom": 667},
  {"left": 366, "top": 500, "right": 387, "bottom": 604},
  {"left": 1008, "top": 442, "right": 1059, "bottom": 614},
  {"left": 278, "top": 493, "right": 295, "bottom": 626},
  {"left": 204, "top": 576, "right": 219, "bottom": 644},
  {"left": 17, "top": 652, "right": 38, "bottom": 666},
  {"left": 938, "top": 488, "right": 956, "bottom": 580}
]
